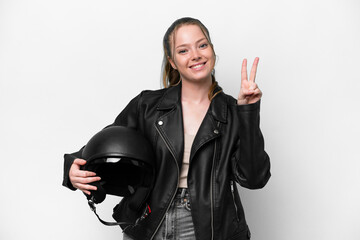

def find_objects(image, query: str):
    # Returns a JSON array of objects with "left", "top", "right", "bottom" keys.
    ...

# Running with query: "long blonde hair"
[{"left": 161, "top": 17, "right": 222, "bottom": 100}]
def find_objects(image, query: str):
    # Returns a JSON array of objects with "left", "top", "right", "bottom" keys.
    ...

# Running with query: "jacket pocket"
[{"left": 230, "top": 180, "right": 240, "bottom": 222}]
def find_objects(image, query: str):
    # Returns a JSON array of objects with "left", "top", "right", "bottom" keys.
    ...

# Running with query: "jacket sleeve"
[
  {"left": 61, "top": 92, "right": 142, "bottom": 190},
  {"left": 231, "top": 100, "right": 271, "bottom": 189}
]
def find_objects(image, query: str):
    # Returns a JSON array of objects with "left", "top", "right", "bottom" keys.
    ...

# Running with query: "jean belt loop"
[
  {"left": 180, "top": 188, "right": 186, "bottom": 199},
  {"left": 185, "top": 200, "right": 191, "bottom": 211}
]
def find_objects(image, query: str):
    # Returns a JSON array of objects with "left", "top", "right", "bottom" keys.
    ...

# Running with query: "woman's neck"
[{"left": 181, "top": 78, "right": 212, "bottom": 104}]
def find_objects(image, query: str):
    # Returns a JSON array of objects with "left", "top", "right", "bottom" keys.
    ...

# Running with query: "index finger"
[
  {"left": 249, "top": 57, "right": 259, "bottom": 83},
  {"left": 77, "top": 170, "right": 97, "bottom": 178},
  {"left": 241, "top": 58, "right": 248, "bottom": 83}
]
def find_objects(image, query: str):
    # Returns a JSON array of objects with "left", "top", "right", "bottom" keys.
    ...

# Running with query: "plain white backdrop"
[{"left": 1, "top": 0, "right": 359, "bottom": 239}]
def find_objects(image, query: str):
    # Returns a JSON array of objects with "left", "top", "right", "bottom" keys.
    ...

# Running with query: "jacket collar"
[{"left": 156, "top": 81, "right": 227, "bottom": 123}]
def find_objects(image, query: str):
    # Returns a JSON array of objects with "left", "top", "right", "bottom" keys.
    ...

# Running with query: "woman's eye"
[
  {"left": 178, "top": 49, "right": 187, "bottom": 54},
  {"left": 200, "top": 43, "right": 208, "bottom": 48}
]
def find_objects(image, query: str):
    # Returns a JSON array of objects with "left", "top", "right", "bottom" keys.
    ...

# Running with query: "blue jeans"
[{"left": 123, "top": 188, "right": 195, "bottom": 240}]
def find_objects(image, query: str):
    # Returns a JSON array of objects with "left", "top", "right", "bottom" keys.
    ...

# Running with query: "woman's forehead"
[{"left": 172, "top": 24, "right": 207, "bottom": 47}]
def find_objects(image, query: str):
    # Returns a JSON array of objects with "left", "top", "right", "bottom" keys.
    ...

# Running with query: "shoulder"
[
  {"left": 137, "top": 88, "right": 168, "bottom": 106},
  {"left": 217, "top": 91, "right": 238, "bottom": 107},
  {"left": 113, "top": 88, "right": 168, "bottom": 127},
  {"left": 135, "top": 87, "right": 173, "bottom": 111},
  {"left": 139, "top": 88, "right": 167, "bottom": 100}
]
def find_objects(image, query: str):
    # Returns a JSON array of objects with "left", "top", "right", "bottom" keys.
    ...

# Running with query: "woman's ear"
[{"left": 167, "top": 56, "right": 177, "bottom": 70}]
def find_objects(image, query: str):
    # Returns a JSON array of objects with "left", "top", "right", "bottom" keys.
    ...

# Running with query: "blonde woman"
[{"left": 63, "top": 17, "right": 271, "bottom": 240}]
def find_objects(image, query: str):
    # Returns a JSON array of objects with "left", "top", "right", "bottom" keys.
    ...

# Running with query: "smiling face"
[{"left": 168, "top": 24, "right": 215, "bottom": 85}]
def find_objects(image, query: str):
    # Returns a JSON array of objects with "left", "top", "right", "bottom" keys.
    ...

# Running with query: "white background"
[{"left": 1, "top": 0, "right": 359, "bottom": 239}]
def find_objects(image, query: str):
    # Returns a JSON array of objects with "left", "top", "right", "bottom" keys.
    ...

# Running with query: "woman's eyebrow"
[{"left": 175, "top": 37, "right": 207, "bottom": 49}]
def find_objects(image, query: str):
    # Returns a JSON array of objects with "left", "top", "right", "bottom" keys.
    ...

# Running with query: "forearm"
[{"left": 234, "top": 100, "right": 271, "bottom": 189}]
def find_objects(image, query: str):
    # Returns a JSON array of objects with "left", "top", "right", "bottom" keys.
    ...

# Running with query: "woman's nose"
[{"left": 191, "top": 49, "right": 201, "bottom": 61}]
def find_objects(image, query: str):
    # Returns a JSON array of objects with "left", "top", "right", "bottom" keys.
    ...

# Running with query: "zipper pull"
[
  {"left": 230, "top": 180, "right": 234, "bottom": 193},
  {"left": 230, "top": 180, "right": 240, "bottom": 222}
]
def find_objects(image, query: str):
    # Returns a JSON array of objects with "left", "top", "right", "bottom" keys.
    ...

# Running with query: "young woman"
[{"left": 63, "top": 17, "right": 271, "bottom": 240}]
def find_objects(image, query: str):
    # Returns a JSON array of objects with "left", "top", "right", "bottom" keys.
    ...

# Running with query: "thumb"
[{"left": 73, "top": 158, "right": 87, "bottom": 166}]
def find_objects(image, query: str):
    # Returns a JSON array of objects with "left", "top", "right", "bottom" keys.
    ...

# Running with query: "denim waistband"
[
  {"left": 175, "top": 188, "right": 189, "bottom": 197},
  {"left": 174, "top": 188, "right": 191, "bottom": 211}
]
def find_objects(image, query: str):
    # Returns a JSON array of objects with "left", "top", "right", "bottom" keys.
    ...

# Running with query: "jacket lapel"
[
  {"left": 155, "top": 83, "right": 229, "bottom": 166},
  {"left": 155, "top": 83, "right": 184, "bottom": 167},
  {"left": 190, "top": 90, "right": 228, "bottom": 161}
]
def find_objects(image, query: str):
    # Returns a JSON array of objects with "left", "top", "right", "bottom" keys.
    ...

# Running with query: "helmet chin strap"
[
  {"left": 87, "top": 196, "right": 131, "bottom": 226},
  {"left": 85, "top": 182, "right": 146, "bottom": 227}
]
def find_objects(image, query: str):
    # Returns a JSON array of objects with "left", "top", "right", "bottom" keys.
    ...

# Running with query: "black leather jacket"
[{"left": 62, "top": 83, "right": 271, "bottom": 240}]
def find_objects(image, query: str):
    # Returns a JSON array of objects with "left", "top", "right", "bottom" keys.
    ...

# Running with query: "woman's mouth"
[{"left": 190, "top": 62, "right": 207, "bottom": 70}]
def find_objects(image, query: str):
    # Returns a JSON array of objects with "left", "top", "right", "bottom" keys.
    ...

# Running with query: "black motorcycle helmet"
[{"left": 80, "top": 126, "right": 155, "bottom": 225}]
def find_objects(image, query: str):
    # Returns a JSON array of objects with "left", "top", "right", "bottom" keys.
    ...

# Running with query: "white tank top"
[{"left": 179, "top": 133, "right": 195, "bottom": 188}]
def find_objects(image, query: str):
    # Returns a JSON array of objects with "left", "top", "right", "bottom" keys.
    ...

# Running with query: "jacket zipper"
[
  {"left": 230, "top": 180, "right": 240, "bottom": 222},
  {"left": 150, "top": 125, "right": 180, "bottom": 240},
  {"left": 210, "top": 121, "right": 220, "bottom": 240},
  {"left": 210, "top": 140, "right": 216, "bottom": 240}
]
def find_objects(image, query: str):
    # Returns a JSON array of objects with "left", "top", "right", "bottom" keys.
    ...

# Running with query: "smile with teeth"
[{"left": 190, "top": 62, "right": 206, "bottom": 69}]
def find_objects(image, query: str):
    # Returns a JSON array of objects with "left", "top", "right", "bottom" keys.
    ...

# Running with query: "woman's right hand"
[{"left": 69, "top": 158, "right": 101, "bottom": 195}]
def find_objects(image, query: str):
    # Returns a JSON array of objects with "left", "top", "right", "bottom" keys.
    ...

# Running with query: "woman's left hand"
[{"left": 237, "top": 57, "right": 263, "bottom": 105}]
